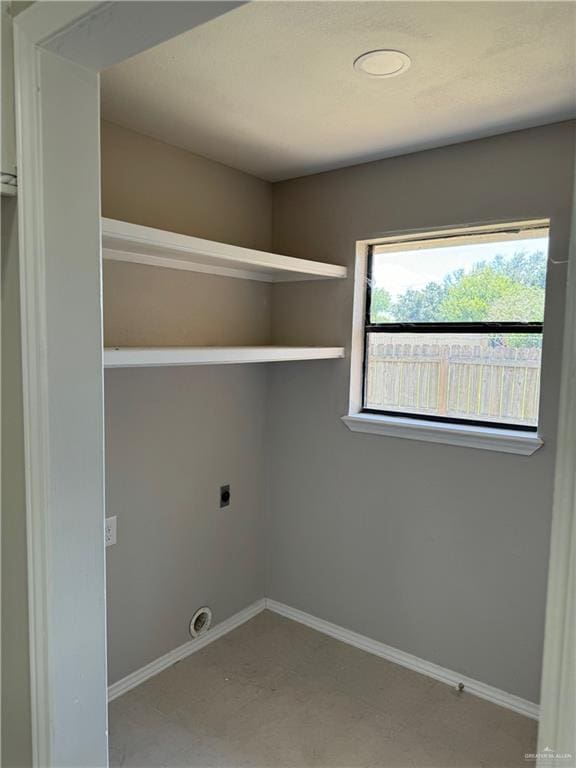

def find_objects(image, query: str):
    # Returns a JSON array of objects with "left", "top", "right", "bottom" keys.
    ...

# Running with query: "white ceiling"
[{"left": 101, "top": 1, "right": 576, "bottom": 182}]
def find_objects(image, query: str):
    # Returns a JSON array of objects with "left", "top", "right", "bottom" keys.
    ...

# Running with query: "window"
[{"left": 362, "top": 222, "right": 550, "bottom": 432}]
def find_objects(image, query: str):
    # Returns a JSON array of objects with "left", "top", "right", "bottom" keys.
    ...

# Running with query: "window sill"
[{"left": 341, "top": 413, "right": 543, "bottom": 455}]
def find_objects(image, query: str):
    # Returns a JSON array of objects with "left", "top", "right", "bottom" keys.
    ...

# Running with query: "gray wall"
[
  {"left": 103, "top": 261, "right": 272, "bottom": 348},
  {"left": 105, "top": 365, "right": 268, "bottom": 682},
  {"left": 267, "top": 121, "right": 576, "bottom": 703},
  {"left": 101, "top": 120, "right": 271, "bottom": 250},
  {"left": 104, "top": 119, "right": 576, "bottom": 703},
  {"left": 103, "top": 121, "right": 272, "bottom": 683},
  {"left": 1, "top": 195, "right": 32, "bottom": 767}
]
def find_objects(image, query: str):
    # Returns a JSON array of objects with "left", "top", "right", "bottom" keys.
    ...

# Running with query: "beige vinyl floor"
[{"left": 109, "top": 611, "right": 537, "bottom": 768}]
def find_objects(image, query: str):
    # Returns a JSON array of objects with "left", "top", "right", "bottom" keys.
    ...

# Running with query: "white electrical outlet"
[{"left": 105, "top": 516, "right": 117, "bottom": 547}]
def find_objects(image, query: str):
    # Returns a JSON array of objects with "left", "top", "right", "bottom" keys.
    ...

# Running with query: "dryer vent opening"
[{"left": 189, "top": 606, "right": 212, "bottom": 638}]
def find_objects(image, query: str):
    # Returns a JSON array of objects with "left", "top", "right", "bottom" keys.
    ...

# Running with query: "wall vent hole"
[{"left": 189, "top": 606, "right": 212, "bottom": 638}]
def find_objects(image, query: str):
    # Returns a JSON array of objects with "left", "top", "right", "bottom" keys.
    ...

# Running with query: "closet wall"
[
  {"left": 102, "top": 121, "right": 272, "bottom": 682},
  {"left": 103, "top": 118, "right": 575, "bottom": 705},
  {"left": 267, "top": 120, "right": 576, "bottom": 704}
]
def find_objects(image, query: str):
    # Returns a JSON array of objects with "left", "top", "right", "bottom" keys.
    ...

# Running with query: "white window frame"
[{"left": 342, "top": 221, "right": 549, "bottom": 455}]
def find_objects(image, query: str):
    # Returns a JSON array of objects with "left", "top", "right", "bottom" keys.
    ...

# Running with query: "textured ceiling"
[{"left": 101, "top": 1, "right": 576, "bottom": 181}]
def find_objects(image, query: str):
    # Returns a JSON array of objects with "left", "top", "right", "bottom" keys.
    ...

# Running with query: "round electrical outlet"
[{"left": 189, "top": 606, "right": 212, "bottom": 638}]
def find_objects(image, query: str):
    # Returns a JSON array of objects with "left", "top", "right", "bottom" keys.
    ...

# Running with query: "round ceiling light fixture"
[{"left": 353, "top": 49, "right": 411, "bottom": 78}]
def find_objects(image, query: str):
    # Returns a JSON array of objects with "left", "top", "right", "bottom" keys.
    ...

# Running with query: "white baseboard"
[
  {"left": 265, "top": 599, "right": 540, "bottom": 721},
  {"left": 108, "top": 599, "right": 266, "bottom": 701},
  {"left": 108, "top": 596, "right": 539, "bottom": 721}
]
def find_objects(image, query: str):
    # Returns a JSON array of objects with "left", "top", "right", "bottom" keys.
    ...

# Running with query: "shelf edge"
[
  {"left": 102, "top": 218, "right": 347, "bottom": 282},
  {"left": 104, "top": 347, "right": 346, "bottom": 368}
]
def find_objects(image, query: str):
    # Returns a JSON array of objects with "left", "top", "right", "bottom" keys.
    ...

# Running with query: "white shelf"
[
  {"left": 104, "top": 346, "right": 346, "bottom": 368},
  {"left": 102, "top": 218, "right": 347, "bottom": 283}
]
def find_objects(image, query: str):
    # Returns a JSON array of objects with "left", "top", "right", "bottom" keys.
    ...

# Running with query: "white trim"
[
  {"left": 371, "top": 219, "right": 549, "bottom": 254},
  {"left": 14, "top": 12, "right": 109, "bottom": 766},
  {"left": 14, "top": 2, "right": 105, "bottom": 48},
  {"left": 342, "top": 413, "right": 543, "bottom": 455},
  {"left": 41, "top": 2, "right": 246, "bottom": 72},
  {"left": 347, "top": 241, "right": 368, "bottom": 414},
  {"left": 265, "top": 599, "right": 539, "bottom": 721},
  {"left": 108, "top": 597, "right": 539, "bottom": 719},
  {"left": 108, "top": 600, "right": 266, "bottom": 702},
  {"left": 537, "top": 159, "right": 576, "bottom": 763},
  {"left": 13, "top": 26, "right": 52, "bottom": 767},
  {"left": 104, "top": 346, "right": 345, "bottom": 368},
  {"left": 360, "top": 218, "right": 550, "bottom": 249},
  {"left": 102, "top": 217, "right": 347, "bottom": 283}
]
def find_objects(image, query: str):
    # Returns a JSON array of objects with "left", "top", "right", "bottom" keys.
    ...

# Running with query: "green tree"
[
  {"left": 492, "top": 250, "right": 547, "bottom": 289},
  {"left": 488, "top": 281, "right": 545, "bottom": 347},
  {"left": 438, "top": 266, "right": 527, "bottom": 322},
  {"left": 371, "top": 286, "right": 393, "bottom": 322},
  {"left": 393, "top": 282, "right": 446, "bottom": 322},
  {"left": 487, "top": 283, "right": 545, "bottom": 323},
  {"left": 385, "top": 249, "right": 547, "bottom": 325}
]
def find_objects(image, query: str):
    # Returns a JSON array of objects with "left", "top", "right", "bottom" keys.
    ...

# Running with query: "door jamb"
[
  {"left": 536, "top": 151, "right": 576, "bottom": 766},
  {"left": 13, "top": 3, "right": 244, "bottom": 765}
]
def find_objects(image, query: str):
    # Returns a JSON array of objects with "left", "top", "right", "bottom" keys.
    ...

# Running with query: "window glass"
[
  {"left": 365, "top": 332, "right": 542, "bottom": 427},
  {"left": 370, "top": 238, "right": 548, "bottom": 324},
  {"left": 364, "top": 226, "right": 549, "bottom": 430}
]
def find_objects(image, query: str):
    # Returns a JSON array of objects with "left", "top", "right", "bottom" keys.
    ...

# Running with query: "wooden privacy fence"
[{"left": 366, "top": 341, "right": 541, "bottom": 426}]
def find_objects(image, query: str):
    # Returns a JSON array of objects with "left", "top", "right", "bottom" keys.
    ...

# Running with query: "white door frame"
[
  {"left": 14, "top": 6, "right": 108, "bottom": 765},
  {"left": 13, "top": 3, "right": 243, "bottom": 765},
  {"left": 12, "top": 2, "right": 576, "bottom": 766},
  {"left": 536, "top": 153, "right": 576, "bottom": 766}
]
